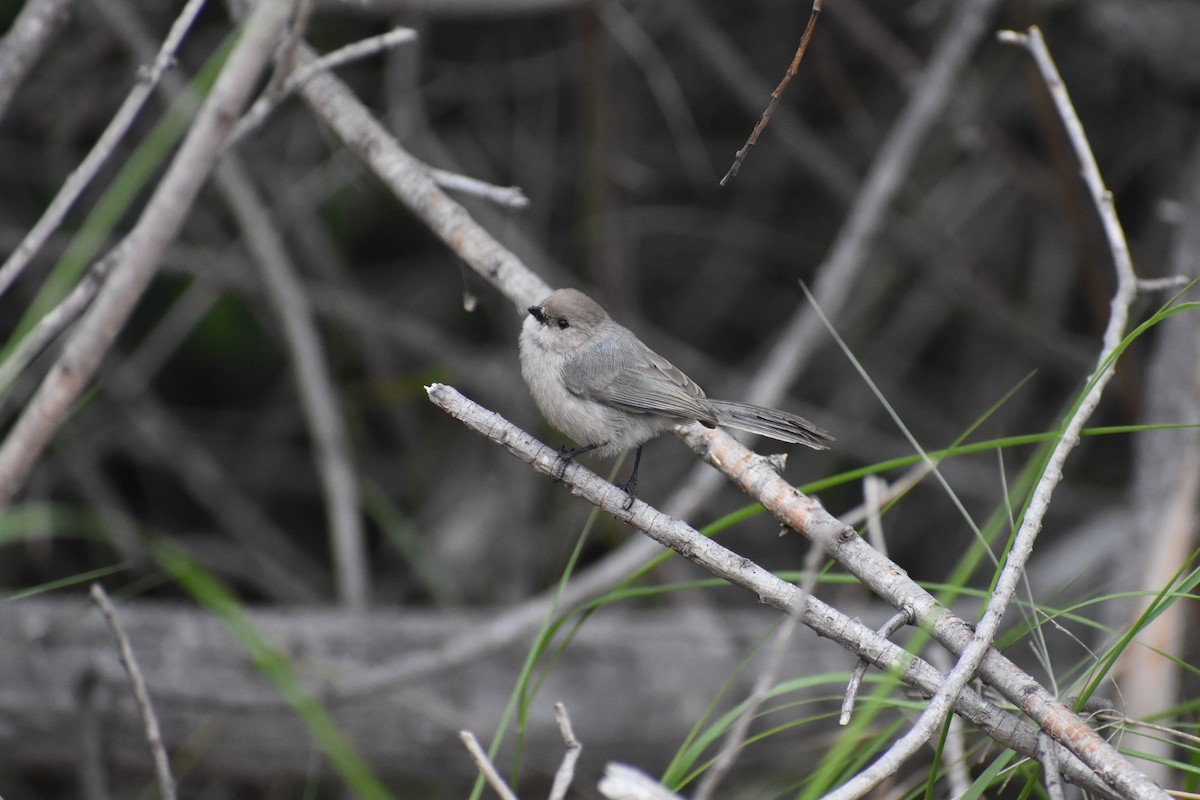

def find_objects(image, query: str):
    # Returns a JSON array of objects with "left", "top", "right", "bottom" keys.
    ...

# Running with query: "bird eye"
[{"left": 557, "top": 318, "right": 570, "bottom": 329}]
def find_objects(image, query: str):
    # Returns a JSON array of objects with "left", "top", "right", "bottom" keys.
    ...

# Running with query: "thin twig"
[
  {"left": 1039, "top": 731, "right": 1066, "bottom": 800},
  {"left": 599, "top": 763, "right": 685, "bottom": 800},
  {"left": 720, "top": 0, "right": 822, "bottom": 185},
  {"left": 295, "top": 43, "right": 551, "bottom": 309},
  {"left": 840, "top": 612, "right": 908, "bottom": 725},
  {"left": 269, "top": 0, "right": 314, "bottom": 86},
  {"left": 459, "top": 730, "right": 520, "bottom": 800},
  {"left": 838, "top": 459, "right": 935, "bottom": 529},
  {"left": 0, "top": 0, "right": 74, "bottom": 121},
  {"left": 0, "top": 0, "right": 208, "bottom": 301},
  {"left": 90, "top": 584, "right": 178, "bottom": 800},
  {"left": 230, "top": 26, "right": 416, "bottom": 145},
  {"left": 863, "top": 474, "right": 888, "bottom": 556},
  {"left": 1135, "top": 276, "right": 1191, "bottom": 292},
  {"left": 0, "top": 246, "right": 120, "bottom": 403},
  {"left": 549, "top": 702, "right": 582, "bottom": 800},
  {"left": 429, "top": 168, "right": 530, "bottom": 210}
]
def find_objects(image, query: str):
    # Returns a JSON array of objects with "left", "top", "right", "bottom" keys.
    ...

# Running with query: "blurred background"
[{"left": 0, "top": 0, "right": 1197, "bottom": 797}]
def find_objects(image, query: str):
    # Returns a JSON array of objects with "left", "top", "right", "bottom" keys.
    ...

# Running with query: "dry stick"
[
  {"left": 90, "top": 584, "right": 178, "bottom": 800},
  {"left": 816, "top": 22, "right": 1154, "bottom": 800},
  {"left": 599, "top": 763, "right": 685, "bottom": 800},
  {"left": 863, "top": 473, "right": 888, "bottom": 555},
  {"left": 1039, "top": 732, "right": 1066, "bottom": 800},
  {"left": 693, "top": 534, "right": 827, "bottom": 800},
  {"left": 428, "top": 167, "right": 530, "bottom": 210},
  {"left": 1136, "top": 276, "right": 1191, "bottom": 292},
  {"left": 840, "top": 611, "right": 908, "bottom": 726},
  {"left": 0, "top": 247, "right": 119, "bottom": 399},
  {"left": 229, "top": 26, "right": 417, "bottom": 145},
  {"left": 0, "top": 0, "right": 208, "bottom": 300},
  {"left": 293, "top": 43, "right": 551, "bottom": 310},
  {"left": 215, "top": 161, "right": 369, "bottom": 611},
  {"left": 0, "top": 0, "right": 294, "bottom": 509},
  {"left": 674, "top": 0, "right": 855, "bottom": 200},
  {"left": 945, "top": 712, "right": 972, "bottom": 800},
  {"left": 0, "top": 0, "right": 73, "bottom": 121},
  {"left": 460, "top": 730, "right": 521, "bottom": 800},
  {"left": 719, "top": 0, "right": 821, "bottom": 185},
  {"left": 426, "top": 382, "right": 1122, "bottom": 800},
  {"left": 268, "top": 0, "right": 314, "bottom": 88},
  {"left": 549, "top": 703, "right": 582, "bottom": 800}
]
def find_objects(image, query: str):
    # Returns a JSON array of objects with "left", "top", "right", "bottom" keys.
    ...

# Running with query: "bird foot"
[{"left": 552, "top": 443, "right": 599, "bottom": 482}]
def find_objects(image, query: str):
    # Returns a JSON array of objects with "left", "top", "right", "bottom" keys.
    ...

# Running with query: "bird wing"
[{"left": 562, "top": 332, "right": 716, "bottom": 423}]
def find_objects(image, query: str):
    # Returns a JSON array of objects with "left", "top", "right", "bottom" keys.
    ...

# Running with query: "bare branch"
[
  {"left": 0, "top": 0, "right": 72, "bottom": 121},
  {"left": 294, "top": 43, "right": 551, "bottom": 310},
  {"left": 425, "top": 381, "right": 1124, "bottom": 800},
  {"left": 549, "top": 703, "right": 582, "bottom": 800},
  {"left": 429, "top": 168, "right": 530, "bottom": 210},
  {"left": 0, "top": 246, "right": 120, "bottom": 399},
  {"left": 840, "top": 612, "right": 907, "bottom": 726},
  {"left": 90, "top": 584, "right": 178, "bottom": 800},
  {"left": 720, "top": 0, "right": 822, "bottom": 185},
  {"left": 230, "top": 26, "right": 417, "bottom": 145},
  {"left": 1039, "top": 732, "right": 1066, "bottom": 800},
  {"left": 459, "top": 731, "right": 520, "bottom": 800},
  {"left": 599, "top": 764, "right": 684, "bottom": 800}
]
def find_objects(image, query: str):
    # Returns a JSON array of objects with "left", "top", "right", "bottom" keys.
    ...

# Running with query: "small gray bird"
[{"left": 519, "top": 288, "right": 831, "bottom": 501}]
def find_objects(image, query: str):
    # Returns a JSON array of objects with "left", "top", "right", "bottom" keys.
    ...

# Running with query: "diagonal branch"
[{"left": 426, "top": 381, "right": 1123, "bottom": 800}]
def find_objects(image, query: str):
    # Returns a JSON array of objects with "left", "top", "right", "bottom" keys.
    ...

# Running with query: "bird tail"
[{"left": 702, "top": 400, "right": 833, "bottom": 450}]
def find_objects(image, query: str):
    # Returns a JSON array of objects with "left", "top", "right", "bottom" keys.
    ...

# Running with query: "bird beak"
[{"left": 527, "top": 304, "right": 548, "bottom": 325}]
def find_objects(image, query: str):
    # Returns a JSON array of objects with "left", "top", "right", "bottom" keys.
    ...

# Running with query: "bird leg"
[{"left": 617, "top": 446, "right": 643, "bottom": 509}]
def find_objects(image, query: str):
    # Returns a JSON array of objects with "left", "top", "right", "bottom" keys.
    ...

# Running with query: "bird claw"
[
  {"left": 551, "top": 442, "right": 600, "bottom": 483},
  {"left": 552, "top": 446, "right": 572, "bottom": 482},
  {"left": 617, "top": 477, "right": 638, "bottom": 510}
]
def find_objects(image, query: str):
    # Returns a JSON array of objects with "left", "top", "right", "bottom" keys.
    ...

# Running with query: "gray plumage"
[{"left": 519, "top": 288, "right": 832, "bottom": 463}]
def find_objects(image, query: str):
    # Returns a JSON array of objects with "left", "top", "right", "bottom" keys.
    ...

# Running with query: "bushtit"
[{"left": 520, "top": 288, "right": 831, "bottom": 501}]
